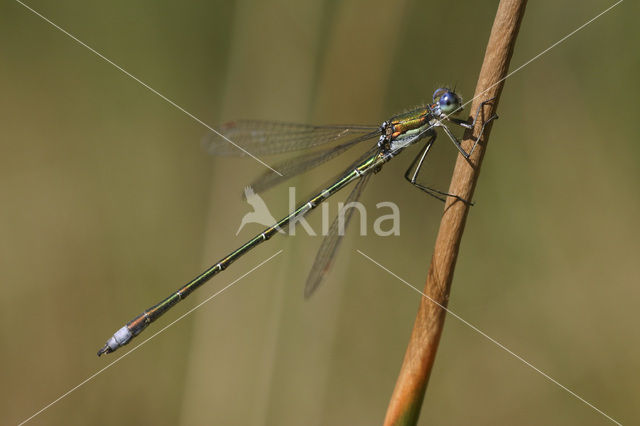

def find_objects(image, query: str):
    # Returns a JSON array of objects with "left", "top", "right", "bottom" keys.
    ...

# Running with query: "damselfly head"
[{"left": 433, "top": 88, "right": 463, "bottom": 116}]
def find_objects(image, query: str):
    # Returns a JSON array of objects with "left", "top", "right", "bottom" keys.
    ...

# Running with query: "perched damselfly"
[{"left": 98, "top": 88, "right": 496, "bottom": 356}]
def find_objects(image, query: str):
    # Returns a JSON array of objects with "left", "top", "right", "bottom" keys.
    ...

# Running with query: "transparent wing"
[
  {"left": 247, "top": 130, "right": 378, "bottom": 195},
  {"left": 203, "top": 120, "right": 378, "bottom": 156},
  {"left": 304, "top": 171, "right": 372, "bottom": 298}
]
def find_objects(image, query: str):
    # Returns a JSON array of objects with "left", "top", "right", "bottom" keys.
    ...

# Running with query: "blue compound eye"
[{"left": 438, "top": 91, "right": 462, "bottom": 115}]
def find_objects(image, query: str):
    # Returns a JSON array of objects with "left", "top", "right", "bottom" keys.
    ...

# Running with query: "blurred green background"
[{"left": 1, "top": 0, "right": 638, "bottom": 425}]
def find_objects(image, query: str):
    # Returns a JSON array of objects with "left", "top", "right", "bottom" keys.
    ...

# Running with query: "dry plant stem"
[{"left": 383, "top": 1, "right": 528, "bottom": 425}]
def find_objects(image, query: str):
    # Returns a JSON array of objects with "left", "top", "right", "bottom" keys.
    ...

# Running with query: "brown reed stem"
[{"left": 383, "top": 1, "right": 528, "bottom": 424}]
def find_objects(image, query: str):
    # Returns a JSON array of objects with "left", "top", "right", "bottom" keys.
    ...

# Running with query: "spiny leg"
[
  {"left": 404, "top": 135, "right": 473, "bottom": 205},
  {"left": 447, "top": 97, "right": 499, "bottom": 158}
]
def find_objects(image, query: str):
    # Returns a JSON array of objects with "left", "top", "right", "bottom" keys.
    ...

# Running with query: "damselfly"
[{"left": 98, "top": 88, "right": 496, "bottom": 356}]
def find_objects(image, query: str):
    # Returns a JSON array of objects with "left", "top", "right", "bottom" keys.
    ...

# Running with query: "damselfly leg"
[
  {"left": 404, "top": 98, "right": 498, "bottom": 204},
  {"left": 403, "top": 134, "right": 472, "bottom": 204},
  {"left": 98, "top": 87, "right": 500, "bottom": 356},
  {"left": 446, "top": 98, "right": 499, "bottom": 159}
]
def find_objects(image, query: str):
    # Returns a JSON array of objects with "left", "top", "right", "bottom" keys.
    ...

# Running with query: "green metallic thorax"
[
  {"left": 126, "top": 105, "right": 443, "bottom": 338},
  {"left": 389, "top": 105, "right": 435, "bottom": 139}
]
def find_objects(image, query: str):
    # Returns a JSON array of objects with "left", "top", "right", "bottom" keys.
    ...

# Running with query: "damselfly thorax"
[{"left": 98, "top": 88, "right": 497, "bottom": 356}]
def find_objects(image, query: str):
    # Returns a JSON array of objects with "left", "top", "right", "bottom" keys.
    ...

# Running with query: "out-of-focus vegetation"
[{"left": 1, "top": 1, "right": 637, "bottom": 425}]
